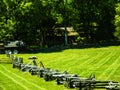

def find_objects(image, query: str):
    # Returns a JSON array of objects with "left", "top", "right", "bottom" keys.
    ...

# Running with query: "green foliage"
[
  {"left": 0, "top": 0, "right": 119, "bottom": 45},
  {"left": 114, "top": 3, "right": 120, "bottom": 40},
  {"left": 72, "top": 0, "right": 117, "bottom": 42}
]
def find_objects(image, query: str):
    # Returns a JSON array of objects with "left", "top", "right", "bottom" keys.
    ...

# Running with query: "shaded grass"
[{"left": 0, "top": 46, "right": 120, "bottom": 90}]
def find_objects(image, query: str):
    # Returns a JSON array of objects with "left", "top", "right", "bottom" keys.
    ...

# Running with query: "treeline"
[{"left": 0, "top": 0, "right": 120, "bottom": 47}]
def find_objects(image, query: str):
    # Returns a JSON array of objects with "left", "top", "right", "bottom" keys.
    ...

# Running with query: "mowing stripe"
[
  {"left": 91, "top": 52, "right": 116, "bottom": 70},
  {"left": 60, "top": 53, "right": 100, "bottom": 72},
  {"left": 93, "top": 52, "right": 116, "bottom": 69},
  {"left": 85, "top": 52, "right": 106, "bottom": 66},
  {"left": 0, "top": 69, "right": 30, "bottom": 90},
  {"left": 81, "top": 51, "right": 116, "bottom": 76},
  {"left": 67, "top": 52, "right": 106, "bottom": 76},
  {"left": 61, "top": 55, "right": 90, "bottom": 69},
  {"left": 98, "top": 55, "right": 120, "bottom": 80},
  {"left": 0, "top": 64, "right": 47, "bottom": 90},
  {"left": 0, "top": 84, "right": 5, "bottom": 90},
  {"left": 79, "top": 52, "right": 105, "bottom": 68},
  {"left": 78, "top": 52, "right": 106, "bottom": 74},
  {"left": 81, "top": 52, "right": 104, "bottom": 67}
]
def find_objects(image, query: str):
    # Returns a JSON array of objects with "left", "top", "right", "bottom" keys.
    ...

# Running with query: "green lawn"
[{"left": 0, "top": 46, "right": 120, "bottom": 90}]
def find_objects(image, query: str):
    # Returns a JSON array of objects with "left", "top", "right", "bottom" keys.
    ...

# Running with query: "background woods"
[{"left": 0, "top": 0, "right": 120, "bottom": 47}]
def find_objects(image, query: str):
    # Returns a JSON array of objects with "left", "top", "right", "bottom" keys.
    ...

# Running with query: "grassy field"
[{"left": 0, "top": 46, "right": 120, "bottom": 90}]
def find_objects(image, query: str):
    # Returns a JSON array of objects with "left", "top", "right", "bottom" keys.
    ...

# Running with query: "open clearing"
[{"left": 0, "top": 46, "right": 120, "bottom": 90}]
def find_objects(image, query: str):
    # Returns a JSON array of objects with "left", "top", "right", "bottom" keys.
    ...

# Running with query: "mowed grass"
[{"left": 0, "top": 46, "right": 120, "bottom": 90}]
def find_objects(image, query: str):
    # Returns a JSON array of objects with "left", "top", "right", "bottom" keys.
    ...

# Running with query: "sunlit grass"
[{"left": 0, "top": 46, "right": 120, "bottom": 90}]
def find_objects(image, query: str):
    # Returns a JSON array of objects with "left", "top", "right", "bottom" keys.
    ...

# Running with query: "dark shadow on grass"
[{"left": 24, "top": 41, "right": 120, "bottom": 54}]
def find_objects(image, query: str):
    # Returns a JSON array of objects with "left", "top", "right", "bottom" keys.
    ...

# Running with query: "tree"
[
  {"left": 0, "top": 0, "right": 57, "bottom": 46},
  {"left": 0, "top": 0, "right": 118, "bottom": 47},
  {"left": 114, "top": 2, "right": 120, "bottom": 40},
  {"left": 7, "top": 0, "right": 55, "bottom": 46},
  {"left": 0, "top": 0, "right": 16, "bottom": 41},
  {"left": 51, "top": 0, "right": 73, "bottom": 45},
  {"left": 96, "top": 0, "right": 116, "bottom": 41},
  {"left": 72, "top": 0, "right": 117, "bottom": 43}
]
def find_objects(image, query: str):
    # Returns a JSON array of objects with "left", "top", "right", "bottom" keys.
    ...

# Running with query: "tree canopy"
[{"left": 0, "top": 0, "right": 120, "bottom": 47}]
